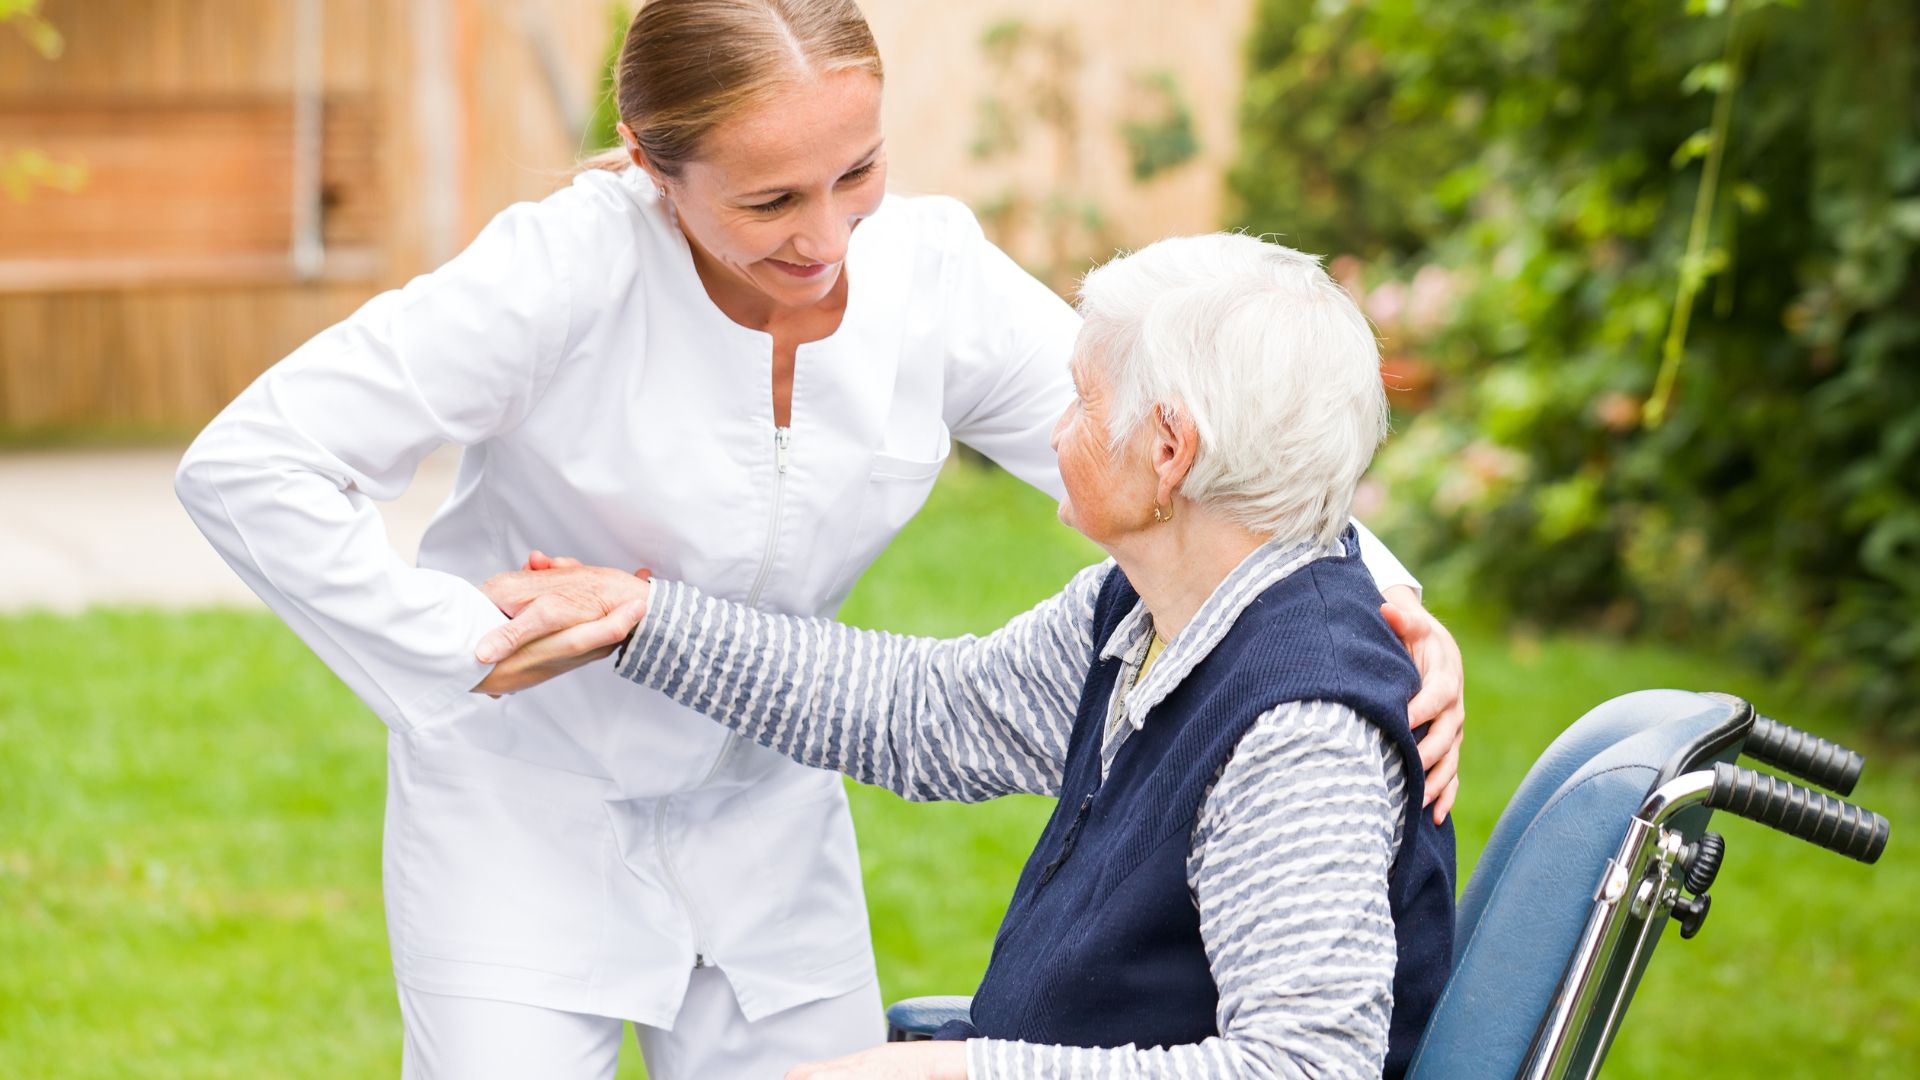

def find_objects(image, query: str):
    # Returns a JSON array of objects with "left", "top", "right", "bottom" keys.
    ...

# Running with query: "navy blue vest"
[{"left": 938, "top": 536, "right": 1455, "bottom": 1078}]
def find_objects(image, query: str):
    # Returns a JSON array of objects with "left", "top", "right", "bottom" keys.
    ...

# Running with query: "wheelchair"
[{"left": 884, "top": 690, "right": 1893, "bottom": 1079}]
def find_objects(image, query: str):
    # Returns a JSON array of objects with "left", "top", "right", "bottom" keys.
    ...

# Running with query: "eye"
[
  {"left": 750, "top": 193, "right": 795, "bottom": 214},
  {"left": 839, "top": 161, "right": 878, "bottom": 184}
]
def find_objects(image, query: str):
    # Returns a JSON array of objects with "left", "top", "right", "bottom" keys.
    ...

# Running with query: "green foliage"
[
  {"left": 967, "top": 19, "right": 1111, "bottom": 291},
  {"left": 0, "top": 146, "right": 86, "bottom": 203},
  {"left": 1, "top": 0, "right": 62, "bottom": 58},
  {"left": 967, "top": 20, "right": 1202, "bottom": 291},
  {"left": 0, "top": 0, "right": 79, "bottom": 202},
  {"left": 1235, "top": 0, "right": 1920, "bottom": 730},
  {"left": 1121, "top": 70, "right": 1201, "bottom": 182},
  {"left": 582, "top": 1, "right": 631, "bottom": 156}
]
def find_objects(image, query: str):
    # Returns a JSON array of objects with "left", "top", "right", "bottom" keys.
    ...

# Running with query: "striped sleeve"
[
  {"left": 614, "top": 562, "right": 1111, "bottom": 802},
  {"left": 969, "top": 700, "right": 1407, "bottom": 1079}
]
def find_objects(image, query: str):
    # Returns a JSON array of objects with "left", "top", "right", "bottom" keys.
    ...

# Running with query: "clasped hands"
[{"left": 470, "top": 551, "right": 654, "bottom": 696}]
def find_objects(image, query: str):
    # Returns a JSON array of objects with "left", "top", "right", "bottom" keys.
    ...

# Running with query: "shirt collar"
[{"left": 1098, "top": 533, "right": 1347, "bottom": 730}]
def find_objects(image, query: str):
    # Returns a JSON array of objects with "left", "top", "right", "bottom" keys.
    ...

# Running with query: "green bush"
[{"left": 1233, "top": 0, "right": 1920, "bottom": 730}]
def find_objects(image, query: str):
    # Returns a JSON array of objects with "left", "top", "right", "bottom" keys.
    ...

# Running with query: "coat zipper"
[
  {"left": 744, "top": 426, "right": 791, "bottom": 608},
  {"left": 990, "top": 784, "right": 1098, "bottom": 960},
  {"left": 1036, "top": 792, "right": 1096, "bottom": 888},
  {"left": 657, "top": 426, "right": 790, "bottom": 971},
  {"left": 654, "top": 798, "right": 711, "bottom": 968}
]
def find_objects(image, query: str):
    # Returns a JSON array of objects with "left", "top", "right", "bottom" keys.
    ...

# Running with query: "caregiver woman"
[{"left": 174, "top": 1, "right": 1462, "bottom": 1078}]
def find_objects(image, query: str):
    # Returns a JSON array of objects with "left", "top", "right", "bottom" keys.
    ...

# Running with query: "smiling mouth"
[{"left": 767, "top": 258, "right": 833, "bottom": 279}]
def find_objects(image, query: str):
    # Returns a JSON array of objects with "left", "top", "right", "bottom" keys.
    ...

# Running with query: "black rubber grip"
[
  {"left": 1745, "top": 715, "right": 1864, "bottom": 795},
  {"left": 1706, "top": 763, "right": 1889, "bottom": 864}
]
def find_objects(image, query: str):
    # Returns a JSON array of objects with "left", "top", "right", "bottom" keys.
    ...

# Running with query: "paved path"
[{"left": 0, "top": 445, "right": 459, "bottom": 612}]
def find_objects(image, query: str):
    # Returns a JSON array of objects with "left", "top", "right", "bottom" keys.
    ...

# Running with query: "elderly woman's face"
[
  {"left": 665, "top": 70, "right": 887, "bottom": 311},
  {"left": 1051, "top": 351, "right": 1156, "bottom": 545}
]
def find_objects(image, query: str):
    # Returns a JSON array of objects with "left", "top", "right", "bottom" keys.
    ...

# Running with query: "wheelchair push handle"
[
  {"left": 1706, "top": 762, "right": 1889, "bottom": 864},
  {"left": 1744, "top": 714, "right": 1864, "bottom": 796}
]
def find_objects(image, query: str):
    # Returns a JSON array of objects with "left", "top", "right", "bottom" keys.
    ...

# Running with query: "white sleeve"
[
  {"left": 1353, "top": 518, "right": 1421, "bottom": 598},
  {"left": 174, "top": 203, "right": 574, "bottom": 732},
  {"left": 935, "top": 201, "right": 1079, "bottom": 500}
]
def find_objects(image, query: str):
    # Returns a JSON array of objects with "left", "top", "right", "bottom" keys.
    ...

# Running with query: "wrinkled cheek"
[
  {"left": 1058, "top": 461, "right": 1103, "bottom": 536},
  {"left": 711, "top": 221, "right": 780, "bottom": 266}
]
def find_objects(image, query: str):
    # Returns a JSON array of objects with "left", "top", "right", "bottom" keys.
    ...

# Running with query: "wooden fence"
[
  {"left": 0, "top": 0, "right": 609, "bottom": 432},
  {"left": 0, "top": 0, "right": 1252, "bottom": 432}
]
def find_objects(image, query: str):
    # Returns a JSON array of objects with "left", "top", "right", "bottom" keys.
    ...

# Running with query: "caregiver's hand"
[
  {"left": 1381, "top": 585, "right": 1464, "bottom": 825},
  {"left": 471, "top": 557, "right": 653, "bottom": 695},
  {"left": 784, "top": 1041, "right": 968, "bottom": 1080}
]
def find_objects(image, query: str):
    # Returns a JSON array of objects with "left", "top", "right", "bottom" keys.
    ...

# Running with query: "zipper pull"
[
  {"left": 1036, "top": 794, "right": 1096, "bottom": 888},
  {"left": 774, "top": 427, "right": 791, "bottom": 474}
]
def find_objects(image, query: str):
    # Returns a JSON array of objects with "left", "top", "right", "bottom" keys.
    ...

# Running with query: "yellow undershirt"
[{"left": 1137, "top": 633, "right": 1169, "bottom": 684}]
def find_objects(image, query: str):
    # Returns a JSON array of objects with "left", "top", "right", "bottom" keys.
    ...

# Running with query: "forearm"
[
  {"left": 176, "top": 203, "right": 573, "bottom": 730},
  {"left": 176, "top": 443, "right": 504, "bottom": 732},
  {"left": 617, "top": 570, "right": 1103, "bottom": 801}
]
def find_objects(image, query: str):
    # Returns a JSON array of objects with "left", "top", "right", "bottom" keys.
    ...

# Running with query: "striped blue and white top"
[{"left": 617, "top": 539, "right": 1408, "bottom": 1078}]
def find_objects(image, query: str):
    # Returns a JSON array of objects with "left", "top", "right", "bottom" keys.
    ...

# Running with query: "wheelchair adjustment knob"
[
  {"left": 1673, "top": 892, "right": 1711, "bottom": 939},
  {"left": 1680, "top": 832, "right": 1725, "bottom": 894}
]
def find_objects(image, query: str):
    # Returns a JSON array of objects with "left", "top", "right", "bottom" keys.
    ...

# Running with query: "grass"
[{"left": 2, "top": 462, "right": 1915, "bottom": 1077}]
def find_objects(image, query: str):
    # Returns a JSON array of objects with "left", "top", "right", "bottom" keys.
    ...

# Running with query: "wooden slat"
[
  {"left": 322, "top": 98, "right": 383, "bottom": 249},
  {"left": 0, "top": 251, "right": 382, "bottom": 292},
  {"left": 0, "top": 95, "right": 383, "bottom": 283},
  {"left": 0, "top": 284, "right": 373, "bottom": 428},
  {"left": 0, "top": 0, "right": 618, "bottom": 431},
  {"left": 0, "top": 0, "right": 382, "bottom": 97},
  {"left": 0, "top": 101, "right": 295, "bottom": 261}
]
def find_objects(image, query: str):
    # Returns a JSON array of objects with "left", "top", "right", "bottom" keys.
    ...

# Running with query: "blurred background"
[{"left": 2, "top": 0, "right": 1916, "bottom": 1076}]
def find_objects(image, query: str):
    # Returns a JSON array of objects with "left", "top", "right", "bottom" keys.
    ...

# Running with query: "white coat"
[{"left": 175, "top": 165, "right": 1416, "bottom": 1028}]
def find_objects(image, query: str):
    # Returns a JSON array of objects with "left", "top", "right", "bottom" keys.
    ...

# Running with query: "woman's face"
[
  {"left": 1051, "top": 351, "right": 1156, "bottom": 547},
  {"left": 653, "top": 69, "right": 887, "bottom": 313}
]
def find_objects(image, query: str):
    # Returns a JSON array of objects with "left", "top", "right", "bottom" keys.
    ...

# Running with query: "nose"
[{"left": 791, "top": 197, "right": 855, "bottom": 266}]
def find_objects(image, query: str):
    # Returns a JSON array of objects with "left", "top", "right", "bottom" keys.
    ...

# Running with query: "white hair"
[{"left": 1075, "top": 232, "right": 1388, "bottom": 549}]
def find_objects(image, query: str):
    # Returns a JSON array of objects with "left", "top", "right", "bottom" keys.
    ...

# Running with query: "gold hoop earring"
[{"left": 1153, "top": 505, "right": 1173, "bottom": 524}]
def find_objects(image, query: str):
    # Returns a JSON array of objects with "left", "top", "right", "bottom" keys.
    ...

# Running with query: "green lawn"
[{"left": 2, "top": 462, "right": 1914, "bottom": 1077}]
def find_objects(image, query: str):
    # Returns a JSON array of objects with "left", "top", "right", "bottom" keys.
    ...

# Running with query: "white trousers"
[{"left": 398, "top": 967, "right": 885, "bottom": 1080}]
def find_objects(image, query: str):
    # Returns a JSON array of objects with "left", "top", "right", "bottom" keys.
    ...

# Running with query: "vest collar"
[{"left": 1097, "top": 534, "right": 1343, "bottom": 731}]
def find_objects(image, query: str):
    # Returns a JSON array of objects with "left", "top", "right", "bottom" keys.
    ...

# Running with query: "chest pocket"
[{"left": 824, "top": 425, "right": 953, "bottom": 602}]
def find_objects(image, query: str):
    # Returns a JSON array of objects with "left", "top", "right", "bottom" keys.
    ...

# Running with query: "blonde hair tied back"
[{"left": 581, "top": 0, "right": 883, "bottom": 176}]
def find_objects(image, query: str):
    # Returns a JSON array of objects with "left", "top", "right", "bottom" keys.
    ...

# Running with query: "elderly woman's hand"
[
  {"left": 470, "top": 555, "right": 653, "bottom": 695},
  {"left": 784, "top": 1041, "right": 969, "bottom": 1080},
  {"left": 1380, "top": 586, "right": 1464, "bottom": 825}
]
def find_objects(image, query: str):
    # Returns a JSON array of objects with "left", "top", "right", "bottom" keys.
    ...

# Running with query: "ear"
[
  {"left": 1149, "top": 403, "right": 1198, "bottom": 509},
  {"left": 616, "top": 123, "right": 661, "bottom": 185}
]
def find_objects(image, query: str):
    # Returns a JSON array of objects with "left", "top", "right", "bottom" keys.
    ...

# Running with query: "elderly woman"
[{"left": 481, "top": 233, "right": 1455, "bottom": 1079}]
